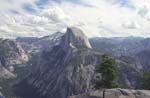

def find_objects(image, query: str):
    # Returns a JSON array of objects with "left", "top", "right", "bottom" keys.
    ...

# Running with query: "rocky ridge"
[
  {"left": 15, "top": 27, "right": 142, "bottom": 98},
  {"left": 0, "top": 39, "right": 29, "bottom": 98},
  {"left": 69, "top": 89, "right": 150, "bottom": 98},
  {"left": 15, "top": 27, "right": 102, "bottom": 98},
  {"left": 0, "top": 39, "right": 28, "bottom": 67}
]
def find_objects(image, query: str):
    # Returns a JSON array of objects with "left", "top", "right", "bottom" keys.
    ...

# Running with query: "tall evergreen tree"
[{"left": 95, "top": 54, "right": 119, "bottom": 89}]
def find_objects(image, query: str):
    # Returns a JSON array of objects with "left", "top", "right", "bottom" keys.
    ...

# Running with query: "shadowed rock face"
[
  {"left": 136, "top": 50, "right": 150, "bottom": 71},
  {"left": 15, "top": 27, "right": 101, "bottom": 98},
  {"left": 69, "top": 89, "right": 150, "bottom": 98},
  {"left": 14, "top": 27, "right": 143, "bottom": 98},
  {"left": 0, "top": 39, "right": 29, "bottom": 98}
]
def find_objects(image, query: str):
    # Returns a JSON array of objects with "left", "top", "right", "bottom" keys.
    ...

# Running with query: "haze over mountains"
[{"left": 0, "top": 27, "right": 150, "bottom": 98}]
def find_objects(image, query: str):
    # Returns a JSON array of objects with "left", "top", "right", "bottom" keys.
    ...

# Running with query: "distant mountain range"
[
  {"left": 0, "top": 27, "right": 150, "bottom": 98},
  {"left": 90, "top": 37, "right": 150, "bottom": 71}
]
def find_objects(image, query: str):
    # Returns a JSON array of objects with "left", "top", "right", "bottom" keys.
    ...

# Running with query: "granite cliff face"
[
  {"left": 0, "top": 39, "right": 28, "bottom": 67},
  {"left": 15, "top": 27, "right": 142, "bottom": 98},
  {"left": 0, "top": 28, "right": 149, "bottom": 98},
  {"left": 15, "top": 27, "right": 102, "bottom": 98},
  {"left": 61, "top": 27, "right": 92, "bottom": 50},
  {"left": 17, "top": 27, "right": 92, "bottom": 54},
  {"left": 0, "top": 39, "right": 28, "bottom": 79},
  {"left": 69, "top": 89, "right": 150, "bottom": 98},
  {"left": 0, "top": 39, "right": 29, "bottom": 98}
]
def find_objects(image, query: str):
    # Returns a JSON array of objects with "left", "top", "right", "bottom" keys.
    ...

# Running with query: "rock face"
[
  {"left": 17, "top": 27, "right": 91, "bottom": 54},
  {"left": 136, "top": 50, "right": 150, "bottom": 71},
  {"left": 0, "top": 28, "right": 150, "bottom": 98},
  {"left": 0, "top": 39, "right": 28, "bottom": 79},
  {"left": 15, "top": 27, "right": 101, "bottom": 98},
  {"left": 0, "top": 39, "right": 28, "bottom": 68},
  {"left": 15, "top": 27, "right": 143, "bottom": 98},
  {"left": 17, "top": 32, "right": 64, "bottom": 53},
  {"left": 90, "top": 37, "right": 150, "bottom": 87},
  {"left": 61, "top": 27, "right": 92, "bottom": 49},
  {"left": 0, "top": 39, "right": 29, "bottom": 98},
  {"left": 69, "top": 89, "right": 150, "bottom": 98},
  {"left": 0, "top": 65, "right": 16, "bottom": 79}
]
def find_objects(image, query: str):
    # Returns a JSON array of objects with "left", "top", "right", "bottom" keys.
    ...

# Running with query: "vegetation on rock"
[{"left": 140, "top": 71, "right": 150, "bottom": 90}]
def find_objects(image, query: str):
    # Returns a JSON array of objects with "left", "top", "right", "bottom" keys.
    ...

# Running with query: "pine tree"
[{"left": 95, "top": 54, "right": 120, "bottom": 89}]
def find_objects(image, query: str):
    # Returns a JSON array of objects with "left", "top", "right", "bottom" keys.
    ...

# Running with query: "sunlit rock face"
[{"left": 61, "top": 27, "right": 92, "bottom": 50}]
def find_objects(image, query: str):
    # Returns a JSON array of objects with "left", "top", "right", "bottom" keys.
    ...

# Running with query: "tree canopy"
[
  {"left": 140, "top": 71, "right": 150, "bottom": 90},
  {"left": 95, "top": 54, "right": 120, "bottom": 89}
]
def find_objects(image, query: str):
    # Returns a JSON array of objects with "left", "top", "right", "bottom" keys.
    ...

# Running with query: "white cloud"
[
  {"left": 0, "top": 1, "right": 72, "bottom": 38},
  {"left": 40, "top": 6, "right": 72, "bottom": 23},
  {"left": 138, "top": 4, "right": 150, "bottom": 20},
  {"left": 0, "top": 25, "right": 14, "bottom": 33},
  {"left": 122, "top": 21, "right": 140, "bottom": 29},
  {"left": 0, "top": 0, "right": 150, "bottom": 38}
]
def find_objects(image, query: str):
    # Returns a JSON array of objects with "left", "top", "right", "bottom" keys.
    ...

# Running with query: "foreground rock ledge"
[{"left": 68, "top": 89, "right": 150, "bottom": 98}]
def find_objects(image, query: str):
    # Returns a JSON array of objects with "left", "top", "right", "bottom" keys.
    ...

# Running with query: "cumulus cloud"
[
  {"left": 0, "top": 1, "right": 72, "bottom": 38},
  {"left": 138, "top": 4, "right": 150, "bottom": 20},
  {"left": 0, "top": 0, "right": 150, "bottom": 38},
  {"left": 40, "top": 6, "right": 71, "bottom": 23}
]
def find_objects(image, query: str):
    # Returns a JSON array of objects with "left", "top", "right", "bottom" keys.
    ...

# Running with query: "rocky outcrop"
[
  {"left": 0, "top": 39, "right": 29, "bottom": 98},
  {"left": 15, "top": 27, "right": 143, "bottom": 98},
  {"left": 0, "top": 39, "right": 28, "bottom": 79},
  {"left": 17, "top": 32, "right": 64, "bottom": 53},
  {"left": 15, "top": 27, "right": 101, "bottom": 98},
  {"left": 69, "top": 89, "right": 150, "bottom": 98},
  {"left": 17, "top": 27, "right": 92, "bottom": 54},
  {"left": 61, "top": 27, "right": 92, "bottom": 50},
  {"left": 0, "top": 39, "right": 28, "bottom": 68},
  {"left": 0, "top": 65, "right": 16, "bottom": 79}
]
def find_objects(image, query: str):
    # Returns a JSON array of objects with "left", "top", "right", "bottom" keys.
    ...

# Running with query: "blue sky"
[{"left": 0, "top": 0, "right": 150, "bottom": 38}]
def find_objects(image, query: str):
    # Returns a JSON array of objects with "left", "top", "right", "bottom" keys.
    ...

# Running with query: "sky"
[{"left": 0, "top": 0, "right": 150, "bottom": 38}]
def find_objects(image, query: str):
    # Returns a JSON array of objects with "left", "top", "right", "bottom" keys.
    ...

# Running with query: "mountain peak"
[{"left": 61, "top": 27, "right": 92, "bottom": 49}]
